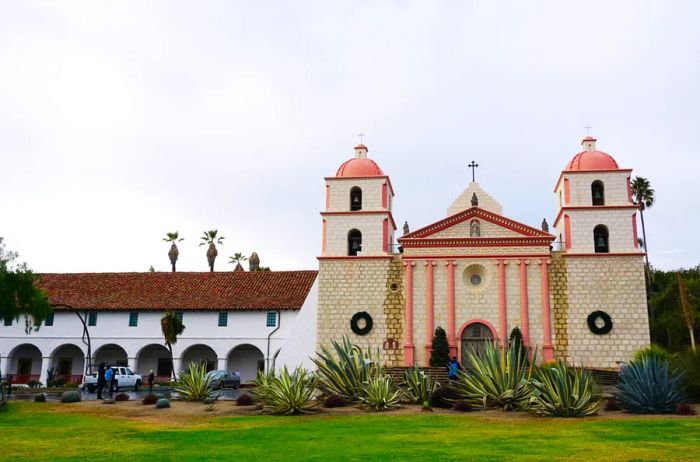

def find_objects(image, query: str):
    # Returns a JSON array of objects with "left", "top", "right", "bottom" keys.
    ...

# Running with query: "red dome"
[
  {"left": 565, "top": 137, "right": 619, "bottom": 171},
  {"left": 335, "top": 157, "right": 385, "bottom": 177}
]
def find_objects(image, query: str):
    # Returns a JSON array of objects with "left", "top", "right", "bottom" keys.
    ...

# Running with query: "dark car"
[{"left": 206, "top": 370, "right": 241, "bottom": 390}]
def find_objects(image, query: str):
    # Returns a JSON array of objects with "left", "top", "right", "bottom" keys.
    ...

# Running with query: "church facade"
[{"left": 317, "top": 138, "right": 650, "bottom": 370}]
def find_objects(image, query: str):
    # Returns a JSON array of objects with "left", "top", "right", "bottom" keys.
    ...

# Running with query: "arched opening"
[
  {"left": 348, "top": 229, "right": 362, "bottom": 256},
  {"left": 594, "top": 225, "right": 609, "bottom": 253},
  {"left": 227, "top": 344, "right": 264, "bottom": 384},
  {"left": 459, "top": 321, "right": 496, "bottom": 366},
  {"left": 181, "top": 344, "right": 217, "bottom": 374},
  {"left": 6, "top": 343, "right": 43, "bottom": 384},
  {"left": 93, "top": 344, "right": 128, "bottom": 368},
  {"left": 136, "top": 344, "right": 173, "bottom": 381},
  {"left": 50, "top": 344, "right": 85, "bottom": 385},
  {"left": 350, "top": 186, "right": 362, "bottom": 211},
  {"left": 591, "top": 180, "right": 605, "bottom": 206}
]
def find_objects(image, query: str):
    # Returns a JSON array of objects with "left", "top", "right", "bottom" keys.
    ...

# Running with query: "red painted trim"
[
  {"left": 627, "top": 176, "right": 633, "bottom": 203},
  {"left": 382, "top": 218, "right": 389, "bottom": 253},
  {"left": 539, "top": 258, "right": 554, "bottom": 362},
  {"left": 321, "top": 210, "right": 397, "bottom": 231},
  {"left": 563, "top": 252, "right": 645, "bottom": 258},
  {"left": 564, "top": 178, "right": 571, "bottom": 205},
  {"left": 553, "top": 168, "right": 633, "bottom": 192},
  {"left": 497, "top": 260, "right": 507, "bottom": 347},
  {"left": 404, "top": 262, "right": 415, "bottom": 366},
  {"left": 317, "top": 256, "right": 393, "bottom": 261},
  {"left": 632, "top": 213, "right": 639, "bottom": 249},
  {"left": 553, "top": 205, "right": 639, "bottom": 228},
  {"left": 425, "top": 261, "right": 434, "bottom": 366},
  {"left": 322, "top": 220, "right": 327, "bottom": 254},
  {"left": 325, "top": 184, "right": 330, "bottom": 211},
  {"left": 457, "top": 319, "right": 498, "bottom": 343},
  {"left": 382, "top": 182, "right": 388, "bottom": 209},
  {"left": 400, "top": 237, "right": 554, "bottom": 248},
  {"left": 447, "top": 260, "right": 456, "bottom": 357},
  {"left": 564, "top": 215, "right": 572, "bottom": 250},
  {"left": 401, "top": 254, "right": 550, "bottom": 260},
  {"left": 401, "top": 207, "right": 552, "bottom": 240},
  {"left": 519, "top": 260, "right": 530, "bottom": 347},
  {"left": 325, "top": 175, "right": 395, "bottom": 196}
]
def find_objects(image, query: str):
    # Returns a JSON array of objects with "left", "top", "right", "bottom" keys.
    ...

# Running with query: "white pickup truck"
[{"left": 83, "top": 366, "right": 143, "bottom": 393}]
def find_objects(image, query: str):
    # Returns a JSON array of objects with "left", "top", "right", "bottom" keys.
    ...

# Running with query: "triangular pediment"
[{"left": 400, "top": 207, "right": 553, "bottom": 241}]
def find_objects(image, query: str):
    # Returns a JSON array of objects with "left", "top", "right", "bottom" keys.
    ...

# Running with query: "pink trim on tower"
[
  {"left": 564, "top": 178, "right": 571, "bottom": 205},
  {"left": 447, "top": 260, "right": 457, "bottom": 357},
  {"left": 457, "top": 319, "right": 498, "bottom": 342},
  {"left": 322, "top": 220, "right": 327, "bottom": 253},
  {"left": 382, "top": 218, "right": 389, "bottom": 253},
  {"left": 564, "top": 215, "right": 572, "bottom": 250},
  {"left": 425, "top": 261, "right": 435, "bottom": 365},
  {"left": 382, "top": 182, "right": 388, "bottom": 209},
  {"left": 497, "top": 260, "right": 508, "bottom": 348},
  {"left": 627, "top": 176, "right": 633, "bottom": 203},
  {"left": 404, "top": 262, "right": 415, "bottom": 366},
  {"left": 325, "top": 184, "right": 330, "bottom": 211},
  {"left": 632, "top": 213, "right": 639, "bottom": 249},
  {"left": 518, "top": 260, "right": 530, "bottom": 347},
  {"left": 539, "top": 258, "right": 554, "bottom": 362}
]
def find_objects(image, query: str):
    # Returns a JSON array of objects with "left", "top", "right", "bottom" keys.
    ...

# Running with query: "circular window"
[
  {"left": 470, "top": 274, "right": 482, "bottom": 286},
  {"left": 462, "top": 264, "right": 488, "bottom": 290},
  {"left": 389, "top": 282, "right": 399, "bottom": 292}
]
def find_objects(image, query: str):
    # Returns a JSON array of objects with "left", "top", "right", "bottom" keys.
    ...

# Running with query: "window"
[
  {"left": 45, "top": 313, "right": 54, "bottom": 326},
  {"left": 591, "top": 180, "right": 605, "bottom": 206},
  {"left": 348, "top": 229, "right": 362, "bottom": 256},
  {"left": 175, "top": 311, "right": 183, "bottom": 322},
  {"left": 594, "top": 225, "right": 609, "bottom": 253},
  {"left": 88, "top": 313, "right": 98, "bottom": 326},
  {"left": 266, "top": 311, "right": 277, "bottom": 327},
  {"left": 218, "top": 312, "right": 228, "bottom": 327},
  {"left": 3, "top": 318, "right": 11, "bottom": 326},
  {"left": 470, "top": 274, "right": 482, "bottom": 286},
  {"left": 129, "top": 312, "right": 139, "bottom": 327},
  {"left": 350, "top": 186, "right": 362, "bottom": 211}
]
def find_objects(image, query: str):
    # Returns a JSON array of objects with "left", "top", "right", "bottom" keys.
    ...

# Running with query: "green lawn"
[{"left": 1, "top": 402, "right": 699, "bottom": 461}]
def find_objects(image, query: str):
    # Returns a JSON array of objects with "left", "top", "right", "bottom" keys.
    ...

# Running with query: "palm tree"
[
  {"left": 161, "top": 311, "right": 185, "bottom": 380},
  {"left": 163, "top": 232, "right": 184, "bottom": 272},
  {"left": 228, "top": 252, "right": 248, "bottom": 272},
  {"left": 199, "top": 230, "right": 224, "bottom": 271},
  {"left": 631, "top": 177, "right": 655, "bottom": 269}
]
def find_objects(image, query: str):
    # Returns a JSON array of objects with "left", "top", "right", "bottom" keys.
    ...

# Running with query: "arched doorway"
[
  {"left": 7, "top": 344, "right": 43, "bottom": 384},
  {"left": 459, "top": 321, "right": 496, "bottom": 366},
  {"left": 227, "top": 344, "right": 264, "bottom": 384},
  {"left": 93, "top": 344, "right": 128, "bottom": 368},
  {"left": 50, "top": 344, "right": 85, "bottom": 384},
  {"left": 137, "top": 344, "right": 172, "bottom": 381},
  {"left": 181, "top": 344, "right": 217, "bottom": 374}
]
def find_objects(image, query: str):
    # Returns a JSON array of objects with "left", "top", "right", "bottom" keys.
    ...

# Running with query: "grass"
[{"left": 1, "top": 402, "right": 699, "bottom": 461}]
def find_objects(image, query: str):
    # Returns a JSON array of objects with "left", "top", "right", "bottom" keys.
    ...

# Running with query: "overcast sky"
[{"left": 1, "top": 1, "right": 698, "bottom": 273}]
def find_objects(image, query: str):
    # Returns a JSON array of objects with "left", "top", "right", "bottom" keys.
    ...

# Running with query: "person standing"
[
  {"left": 96, "top": 362, "right": 106, "bottom": 400},
  {"left": 448, "top": 356, "right": 462, "bottom": 381},
  {"left": 104, "top": 366, "right": 114, "bottom": 399},
  {"left": 148, "top": 370, "right": 155, "bottom": 392}
]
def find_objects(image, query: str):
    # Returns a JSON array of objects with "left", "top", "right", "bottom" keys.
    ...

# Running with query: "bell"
[
  {"left": 596, "top": 236, "right": 606, "bottom": 248},
  {"left": 352, "top": 196, "right": 360, "bottom": 203},
  {"left": 352, "top": 241, "right": 360, "bottom": 250},
  {"left": 593, "top": 190, "right": 603, "bottom": 200}
]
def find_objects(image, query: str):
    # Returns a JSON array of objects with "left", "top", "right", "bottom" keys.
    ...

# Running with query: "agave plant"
[
  {"left": 176, "top": 362, "right": 214, "bottom": 402},
  {"left": 403, "top": 366, "right": 439, "bottom": 405},
  {"left": 454, "top": 341, "right": 534, "bottom": 411},
  {"left": 529, "top": 361, "right": 602, "bottom": 417},
  {"left": 615, "top": 357, "right": 686, "bottom": 414},
  {"left": 312, "top": 337, "right": 378, "bottom": 402},
  {"left": 254, "top": 366, "right": 317, "bottom": 415},
  {"left": 360, "top": 373, "right": 401, "bottom": 411}
]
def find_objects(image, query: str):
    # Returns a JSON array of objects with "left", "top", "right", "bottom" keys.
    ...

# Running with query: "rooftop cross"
[
  {"left": 584, "top": 124, "right": 592, "bottom": 136},
  {"left": 357, "top": 132, "right": 365, "bottom": 144},
  {"left": 468, "top": 160, "right": 479, "bottom": 182}
]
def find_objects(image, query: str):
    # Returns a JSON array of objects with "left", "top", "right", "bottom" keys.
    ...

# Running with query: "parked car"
[
  {"left": 206, "top": 370, "right": 240, "bottom": 390},
  {"left": 83, "top": 366, "right": 143, "bottom": 393}
]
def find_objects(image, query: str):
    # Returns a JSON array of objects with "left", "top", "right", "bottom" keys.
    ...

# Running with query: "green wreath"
[
  {"left": 350, "top": 312, "right": 373, "bottom": 336},
  {"left": 587, "top": 311, "right": 613, "bottom": 335}
]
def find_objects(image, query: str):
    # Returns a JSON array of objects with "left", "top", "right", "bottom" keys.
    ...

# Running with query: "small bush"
[
  {"left": 203, "top": 397, "right": 217, "bottom": 405},
  {"left": 236, "top": 393, "right": 255, "bottom": 406},
  {"left": 155, "top": 398, "right": 171, "bottom": 409},
  {"left": 176, "top": 362, "right": 213, "bottom": 402},
  {"left": 615, "top": 358, "right": 686, "bottom": 414},
  {"left": 52, "top": 377, "right": 65, "bottom": 387},
  {"left": 528, "top": 361, "right": 602, "bottom": 417},
  {"left": 604, "top": 397, "right": 621, "bottom": 411},
  {"left": 64, "top": 382, "right": 79, "bottom": 389},
  {"left": 313, "top": 337, "right": 377, "bottom": 402},
  {"left": 679, "top": 349, "right": 700, "bottom": 403},
  {"left": 34, "top": 393, "right": 47, "bottom": 403},
  {"left": 205, "top": 403, "right": 216, "bottom": 412},
  {"left": 453, "top": 401, "right": 472, "bottom": 412},
  {"left": 142, "top": 393, "right": 158, "bottom": 405},
  {"left": 633, "top": 345, "right": 676, "bottom": 365},
  {"left": 254, "top": 366, "right": 317, "bottom": 415},
  {"left": 429, "top": 385, "right": 459, "bottom": 409},
  {"left": 102, "top": 399, "right": 115, "bottom": 405},
  {"left": 676, "top": 403, "right": 696, "bottom": 415},
  {"left": 27, "top": 380, "right": 43, "bottom": 389},
  {"left": 403, "top": 367, "right": 439, "bottom": 405},
  {"left": 115, "top": 393, "right": 129, "bottom": 402},
  {"left": 322, "top": 395, "right": 345, "bottom": 408},
  {"left": 60, "top": 390, "right": 81, "bottom": 403},
  {"left": 360, "top": 374, "right": 401, "bottom": 412}
]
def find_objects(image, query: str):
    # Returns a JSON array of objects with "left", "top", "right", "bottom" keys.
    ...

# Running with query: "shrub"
[
  {"left": 254, "top": 366, "right": 316, "bottom": 415},
  {"left": 454, "top": 341, "right": 534, "bottom": 411},
  {"left": 205, "top": 403, "right": 215, "bottom": 412},
  {"left": 453, "top": 401, "right": 471, "bottom": 412},
  {"left": 142, "top": 393, "right": 158, "bottom": 405},
  {"left": 604, "top": 397, "right": 621, "bottom": 411},
  {"left": 359, "top": 373, "right": 401, "bottom": 412},
  {"left": 176, "top": 362, "right": 213, "bottom": 402},
  {"left": 34, "top": 393, "right": 46, "bottom": 403},
  {"left": 615, "top": 358, "right": 686, "bottom": 414},
  {"left": 429, "top": 385, "right": 459, "bottom": 409},
  {"left": 203, "top": 397, "right": 217, "bottom": 405},
  {"left": 103, "top": 399, "right": 115, "bottom": 405},
  {"left": 430, "top": 327, "right": 450, "bottom": 367},
  {"left": 403, "top": 367, "right": 439, "bottom": 405},
  {"left": 155, "top": 398, "right": 171, "bottom": 409},
  {"left": 64, "top": 382, "right": 78, "bottom": 389},
  {"left": 27, "top": 380, "right": 42, "bottom": 389},
  {"left": 676, "top": 403, "right": 696, "bottom": 415},
  {"left": 322, "top": 395, "right": 345, "bottom": 408},
  {"left": 60, "top": 390, "right": 81, "bottom": 403},
  {"left": 313, "top": 337, "right": 377, "bottom": 403},
  {"left": 52, "top": 376, "right": 65, "bottom": 387},
  {"left": 115, "top": 393, "right": 130, "bottom": 402},
  {"left": 679, "top": 349, "right": 700, "bottom": 403},
  {"left": 236, "top": 393, "right": 254, "bottom": 406},
  {"left": 528, "top": 361, "right": 602, "bottom": 417},
  {"left": 633, "top": 345, "right": 676, "bottom": 365}
]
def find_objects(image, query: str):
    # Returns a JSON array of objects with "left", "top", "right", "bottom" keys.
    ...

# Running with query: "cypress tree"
[
  {"left": 509, "top": 326, "right": 524, "bottom": 350},
  {"left": 430, "top": 326, "right": 450, "bottom": 367}
]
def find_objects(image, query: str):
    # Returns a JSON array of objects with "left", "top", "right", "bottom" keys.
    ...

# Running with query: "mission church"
[{"left": 0, "top": 136, "right": 650, "bottom": 386}]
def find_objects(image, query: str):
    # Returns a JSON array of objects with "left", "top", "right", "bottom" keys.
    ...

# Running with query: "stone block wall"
[
  {"left": 326, "top": 178, "right": 389, "bottom": 212},
  {"left": 565, "top": 209, "right": 638, "bottom": 253}
]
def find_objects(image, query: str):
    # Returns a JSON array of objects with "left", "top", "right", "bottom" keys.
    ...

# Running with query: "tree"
[
  {"left": 0, "top": 237, "right": 51, "bottom": 333},
  {"left": 648, "top": 266, "right": 700, "bottom": 352},
  {"left": 678, "top": 272, "right": 697, "bottom": 352},
  {"left": 631, "top": 177, "right": 655, "bottom": 269},
  {"left": 199, "top": 230, "right": 224, "bottom": 272},
  {"left": 161, "top": 310, "right": 185, "bottom": 380},
  {"left": 430, "top": 326, "right": 450, "bottom": 367},
  {"left": 509, "top": 326, "right": 524, "bottom": 350},
  {"left": 228, "top": 252, "right": 247, "bottom": 272},
  {"left": 163, "top": 232, "right": 184, "bottom": 272}
]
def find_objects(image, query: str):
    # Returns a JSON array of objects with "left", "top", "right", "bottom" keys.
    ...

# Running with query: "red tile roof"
[{"left": 37, "top": 271, "right": 317, "bottom": 311}]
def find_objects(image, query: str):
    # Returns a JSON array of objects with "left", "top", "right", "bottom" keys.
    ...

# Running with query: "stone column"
[
  {"left": 403, "top": 261, "right": 415, "bottom": 366},
  {"left": 39, "top": 357, "right": 50, "bottom": 386},
  {"left": 424, "top": 260, "right": 435, "bottom": 366},
  {"left": 447, "top": 260, "right": 457, "bottom": 358},
  {"left": 497, "top": 260, "right": 508, "bottom": 347},
  {"left": 128, "top": 357, "right": 138, "bottom": 373},
  {"left": 518, "top": 259, "right": 531, "bottom": 347},
  {"left": 539, "top": 258, "right": 555, "bottom": 361}
]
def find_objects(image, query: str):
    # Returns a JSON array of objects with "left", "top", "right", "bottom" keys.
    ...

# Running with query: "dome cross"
[{"left": 468, "top": 160, "right": 479, "bottom": 182}]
